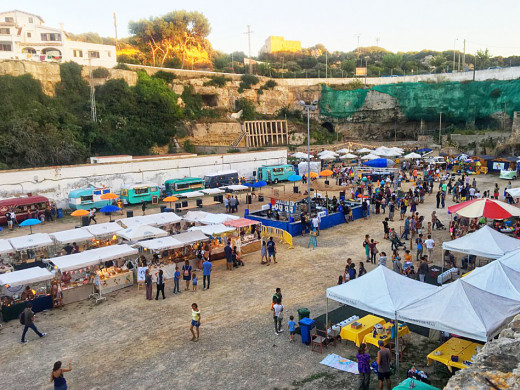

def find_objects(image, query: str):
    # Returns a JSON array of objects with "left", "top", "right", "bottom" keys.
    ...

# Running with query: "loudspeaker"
[
  {"left": 81, "top": 216, "right": 90, "bottom": 227},
  {"left": 160, "top": 205, "right": 167, "bottom": 213},
  {"left": 126, "top": 210, "right": 134, "bottom": 218},
  {"left": 182, "top": 201, "right": 188, "bottom": 208},
  {"left": 325, "top": 180, "right": 330, "bottom": 185},
  {"left": 293, "top": 186, "right": 299, "bottom": 194},
  {"left": 246, "top": 195, "right": 252, "bottom": 205},
  {"left": 196, "top": 199, "right": 203, "bottom": 208},
  {"left": 258, "top": 195, "right": 264, "bottom": 202}
]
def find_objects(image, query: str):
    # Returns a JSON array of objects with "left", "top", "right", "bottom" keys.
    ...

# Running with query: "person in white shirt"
[
  {"left": 273, "top": 301, "right": 284, "bottom": 335},
  {"left": 312, "top": 216, "right": 320, "bottom": 236},
  {"left": 469, "top": 187, "right": 476, "bottom": 199},
  {"left": 424, "top": 235, "right": 435, "bottom": 262}
]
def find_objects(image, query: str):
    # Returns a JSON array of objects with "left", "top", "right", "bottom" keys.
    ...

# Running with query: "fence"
[{"left": 261, "top": 225, "right": 293, "bottom": 249}]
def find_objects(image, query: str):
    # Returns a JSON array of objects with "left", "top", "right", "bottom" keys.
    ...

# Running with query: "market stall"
[
  {"left": 117, "top": 225, "right": 168, "bottom": 243},
  {"left": 0, "top": 239, "right": 14, "bottom": 274},
  {"left": 0, "top": 267, "right": 54, "bottom": 322},
  {"left": 188, "top": 224, "right": 237, "bottom": 259},
  {"left": 50, "top": 244, "right": 138, "bottom": 303},
  {"left": 82, "top": 222, "right": 122, "bottom": 247},
  {"left": 9, "top": 233, "right": 54, "bottom": 266},
  {"left": 49, "top": 228, "right": 95, "bottom": 255},
  {"left": 223, "top": 218, "right": 262, "bottom": 254}
]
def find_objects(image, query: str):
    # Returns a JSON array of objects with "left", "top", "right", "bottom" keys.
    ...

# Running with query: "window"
[
  {"left": 40, "top": 33, "right": 61, "bottom": 41},
  {"left": 26, "top": 32, "right": 31, "bottom": 38},
  {"left": 134, "top": 188, "right": 149, "bottom": 195},
  {"left": 0, "top": 28, "right": 10, "bottom": 35},
  {"left": 73, "top": 49, "right": 83, "bottom": 58},
  {"left": 88, "top": 51, "right": 100, "bottom": 59},
  {"left": 273, "top": 168, "right": 284, "bottom": 174},
  {"left": 5, "top": 17, "right": 14, "bottom": 23},
  {"left": 0, "top": 42, "right": 12, "bottom": 51},
  {"left": 107, "top": 51, "right": 111, "bottom": 57},
  {"left": 80, "top": 195, "right": 93, "bottom": 202},
  {"left": 28, "top": 17, "right": 33, "bottom": 23}
]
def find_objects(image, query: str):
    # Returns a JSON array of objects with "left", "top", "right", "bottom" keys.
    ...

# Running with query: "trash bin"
[
  {"left": 299, "top": 317, "right": 315, "bottom": 345},
  {"left": 57, "top": 209, "right": 63, "bottom": 219},
  {"left": 298, "top": 308, "right": 310, "bottom": 321}
]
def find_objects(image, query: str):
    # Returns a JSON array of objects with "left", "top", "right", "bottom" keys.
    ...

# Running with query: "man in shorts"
[
  {"left": 376, "top": 339, "right": 391, "bottom": 389},
  {"left": 190, "top": 303, "right": 200, "bottom": 341},
  {"left": 267, "top": 237, "right": 277, "bottom": 264}
]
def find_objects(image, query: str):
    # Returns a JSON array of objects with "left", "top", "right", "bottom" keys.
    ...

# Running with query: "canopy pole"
[
  {"left": 325, "top": 297, "right": 329, "bottom": 333},
  {"left": 394, "top": 311, "right": 399, "bottom": 374},
  {"left": 441, "top": 249, "right": 445, "bottom": 285}
]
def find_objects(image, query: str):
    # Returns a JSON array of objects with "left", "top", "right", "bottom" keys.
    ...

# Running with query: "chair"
[
  {"left": 324, "top": 326, "right": 338, "bottom": 347},
  {"left": 311, "top": 328, "right": 327, "bottom": 353}
]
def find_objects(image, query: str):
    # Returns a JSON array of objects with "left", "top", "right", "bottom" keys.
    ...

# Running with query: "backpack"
[
  {"left": 19, "top": 311, "right": 25, "bottom": 325},
  {"left": 363, "top": 241, "right": 367, "bottom": 247}
]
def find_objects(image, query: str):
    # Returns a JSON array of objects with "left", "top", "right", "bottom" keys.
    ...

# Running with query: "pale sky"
[{"left": 3, "top": 0, "right": 520, "bottom": 57}]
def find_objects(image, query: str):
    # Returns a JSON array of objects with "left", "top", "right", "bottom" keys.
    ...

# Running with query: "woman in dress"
[
  {"left": 50, "top": 361, "right": 72, "bottom": 390},
  {"left": 182, "top": 260, "right": 192, "bottom": 291},
  {"left": 145, "top": 269, "right": 153, "bottom": 300}
]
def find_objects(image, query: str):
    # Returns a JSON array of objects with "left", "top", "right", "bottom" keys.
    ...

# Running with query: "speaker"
[
  {"left": 258, "top": 195, "right": 264, "bottom": 202},
  {"left": 182, "top": 201, "right": 188, "bottom": 208},
  {"left": 196, "top": 199, "right": 203, "bottom": 208},
  {"left": 81, "top": 216, "right": 90, "bottom": 226},
  {"left": 175, "top": 203, "right": 181, "bottom": 211},
  {"left": 126, "top": 210, "right": 134, "bottom": 218},
  {"left": 218, "top": 195, "right": 224, "bottom": 203},
  {"left": 246, "top": 195, "right": 252, "bottom": 205},
  {"left": 293, "top": 186, "right": 299, "bottom": 194},
  {"left": 325, "top": 180, "right": 330, "bottom": 185},
  {"left": 160, "top": 205, "right": 167, "bottom": 213}
]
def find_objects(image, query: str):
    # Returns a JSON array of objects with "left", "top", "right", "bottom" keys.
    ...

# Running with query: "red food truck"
[{"left": 0, "top": 195, "right": 50, "bottom": 225}]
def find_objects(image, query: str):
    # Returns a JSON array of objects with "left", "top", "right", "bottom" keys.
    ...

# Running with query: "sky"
[{"left": 3, "top": 0, "right": 520, "bottom": 57}]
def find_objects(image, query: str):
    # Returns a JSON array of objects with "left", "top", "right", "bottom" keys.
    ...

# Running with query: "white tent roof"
[
  {"left": 189, "top": 224, "right": 236, "bottom": 236},
  {"left": 220, "top": 185, "right": 249, "bottom": 191},
  {"left": 326, "top": 266, "right": 438, "bottom": 319},
  {"left": 83, "top": 222, "right": 123, "bottom": 237},
  {"left": 200, "top": 213, "right": 239, "bottom": 225},
  {"left": 506, "top": 188, "right": 520, "bottom": 198},
  {"left": 117, "top": 225, "right": 168, "bottom": 241},
  {"left": 138, "top": 236, "right": 184, "bottom": 251},
  {"left": 117, "top": 212, "right": 182, "bottom": 228},
  {"left": 341, "top": 153, "right": 357, "bottom": 159},
  {"left": 50, "top": 228, "right": 94, "bottom": 244},
  {"left": 180, "top": 191, "right": 204, "bottom": 198},
  {"left": 336, "top": 148, "right": 351, "bottom": 154},
  {"left": 442, "top": 226, "right": 520, "bottom": 259},
  {"left": 463, "top": 260, "right": 520, "bottom": 301},
  {"left": 9, "top": 233, "right": 54, "bottom": 251},
  {"left": 319, "top": 153, "right": 337, "bottom": 160},
  {"left": 318, "top": 150, "right": 338, "bottom": 156},
  {"left": 51, "top": 244, "right": 138, "bottom": 272},
  {"left": 201, "top": 188, "right": 224, "bottom": 195},
  {"left": 398, "top": 279, "right": 520, "bottom": 341},
  {"left": 357, "top": 148, "right": 373, "bottom": 154},
  {"left": 117, "top": 215, "right": 149, "bottom": 228},
  {"left": 0, "top": 239, "right": 14, "bottom": 255},
  {"left": 498, "top": 248, "right": 520, "bottom": 272},
  {"left": 0, "top": 267, "right": 53, "bottom": 287},
  {"left": 183, "top": 211, "right": 210, "bottom": 223},
  {"left": 404, "top": 152, "right": 422, "bottom": 159},
  {"left": 174, "top": 230, "right": 209, "bottom": 245},
  {"left": 361, "top": 153, "right": 379, "bottom": 160},
  {"left": 292, "top": 152, "right": 313, "bottom": 159}
]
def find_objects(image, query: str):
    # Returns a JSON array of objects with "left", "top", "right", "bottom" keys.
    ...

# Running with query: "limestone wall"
[{"left": 0, "top": 60, "right": 61, "bottom": 95}]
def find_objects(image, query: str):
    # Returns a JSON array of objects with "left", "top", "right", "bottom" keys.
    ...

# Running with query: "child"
[
  {"left": 427, "top": 221, "right": 432, "bottom": 234},
  {"left": 288, "top": 315, "right": 296, "bottom": 342},
  {"left": 190, "top": 303, "right": 200, "bottom": 341},
  {"left": 192, "top": 273, "right": 198, "bottom": 291},
  {"left": 369, "top": 239, "right": 379, "bottom": 264},
  {"left": 173, "top": 267, "right": 181, "bottom": 294}
]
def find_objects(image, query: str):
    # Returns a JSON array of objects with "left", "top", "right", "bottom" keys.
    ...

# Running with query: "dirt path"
[{"left": 0, "top": 175, "right": 501, "bottom": 389}]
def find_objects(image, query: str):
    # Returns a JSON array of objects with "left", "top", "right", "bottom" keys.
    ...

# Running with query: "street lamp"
[{"left": 299, "top": 99, "right": 319, "bottom": 215}]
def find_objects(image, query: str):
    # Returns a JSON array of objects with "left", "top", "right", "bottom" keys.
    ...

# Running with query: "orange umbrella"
[
  {"left": 100, "top": 193, "right": 119, "bottom": 200},
  {"left": 304, "top": 172, "right": 318, "bottom": 178},
  {"left": 320, "top": 170, "right": 333, "bottom": 177},
  {"left": 71, "top": 209, "right": 89, "bottom": 217},
  {"left": 163, "top": 196, "right": 179, "bottom": 208}
]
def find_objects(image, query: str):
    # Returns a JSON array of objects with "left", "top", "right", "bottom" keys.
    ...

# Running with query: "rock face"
[
  {"left": 179, "top": 122, "right": 243, "bottom": 146},
  {"left": 444, "top": 315, "right": 520, "bottom": 390},
  {"left": 0, "top": 60, "right": 61, "bottom": 95}
]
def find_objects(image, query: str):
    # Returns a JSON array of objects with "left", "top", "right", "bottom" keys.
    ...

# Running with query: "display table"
[
  {"left": 98, "top": 271, "right": 134, "bottom": 294},
  {"left": 62, "top": 284, "right": 92, "bottom": 305},
  {"left": 1, "top": 295, "right": 52, "bottom": 322},
  {"left": 148, "top": 263, "right": 177, "bottom": 281},
  {"left": 363, "top": 322, "right": 410, "bottom": 349},
  {"left": 427, "top": 337, "right": 483, "bottom": 372},
  {"left": 340, "top": 314, "right": 385, "bottom": 347},
  {"left": 241, "top": 239, "right": 261, "bottom": 254}
]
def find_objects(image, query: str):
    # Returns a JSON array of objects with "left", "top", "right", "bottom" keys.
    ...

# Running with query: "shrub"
[
  {"left": 183, "top": 140, "right": 195, "bottom": 153},
  {"left": 114, "top": 63, "right": 131, "bottom": 70},
  {"left": 92, "top": 67, "right": 110, "bottom": 78},
  {"left": 238, "top": 74, "right": 259, "bottom": 93},
  {"left": 152, "top": 70, "right": 177, "bottom": 84},
  {"left": 203, "top": 76, "right": 230, "bottom": 87},
  {"left": 235, "top": 98, "right": 257, "bottom": 120}
]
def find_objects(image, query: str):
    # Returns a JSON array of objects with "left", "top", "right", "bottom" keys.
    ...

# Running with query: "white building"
[{"left": 0, "top": 10, "right": 116, "bottom": 68}]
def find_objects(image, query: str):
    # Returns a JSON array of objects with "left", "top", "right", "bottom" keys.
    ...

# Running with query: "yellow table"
[
  {"left": 340, "top": 314, "right": 385, "bottom": 347},
  {"left": 427, "top": 337, "right": 483, "bottom": 372},
  {"left": 363, "top": 322, "right": 410, "bottom": 349}
]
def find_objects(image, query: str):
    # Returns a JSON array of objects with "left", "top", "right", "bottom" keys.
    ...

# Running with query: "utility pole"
[
  {"left": 113, "top": 12, "right": 118, "bottom": 50},
  {"left": 452, "top": 38, "right": 458, "bottom": 72},
  {"left": 462, "top": 39, "right": 466, "bottom": 71},
  {"left": 231, "top": 52, "right": 234, "bottom": 73},
  {"left": 439, "top": 112, "right": 442, "bottom": 145},
  {"left": 354, "top": 34, "right": 361, "bottom": 65},
  {"left": 376, "top": 37, "right": 380, "bottom": 47},
  {"left": 88, "top": 57, "right": 97, "bottom": 123},
  {"left": 325, "top": 51, "right": 328, "bottom": 78},
  {"left": 244, "top": 25, "right": 254, "bottom": 74}
]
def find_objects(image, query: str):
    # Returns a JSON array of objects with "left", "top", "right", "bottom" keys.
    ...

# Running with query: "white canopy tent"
[
  {"left": 220, "top": 184, "right": 249, "bottom": 191},
  {"left": 201, "top": 188, "right": 225, "bottom": 195},
  {"left": 138, "top": 236, "right": 184, "bottom": 251},
  {"left": 497, "top": 248, "right": 520, "bottom": 272},
  {"left": 117, "top": 225, "right": 168, "bottom": 241},
  {"left": 183, "top": 211, "right": 210, "bottom": 223},
  {"left": 463, "top": 260, "right": 520, "bottom": 301},
  {"left": 200, "top": 213, "right": 239, "bottom": 225},
  {"left": 179, "top": 191, "right": 205, "bottom": 198},
  {"left": 83, "top": 222, "right": 123, "bottom": 238},
  {"left": 117, "top": 212, "right": 182, "bottom": 228},
  {"left": 50, "top": 244, "right": 138, "bottom": 272},
  {"left": 189, "top": 224, "right": 236, "bottom": 236},
  {"left": 442, "top": 225, "right": 520, "bottom": 260},
  {"left": 398, "top": 279, "right": 520, "bottom": 341},
  {"left": 404, "top": 152, "right": 422, "bottom": 159},
  {"left": 0, "top": 239, "right": 14, "bottom": 255},
  {"left": 506, "top": 188, "right": 520, "bottom": 198},
  {"left": 318, "top": 150, "right": 338, "bottom": 156},
  {"left": 319, "top": 153, "right": 337, "bottom": 160},
  {"left": 336, "top": 148, "right": 351, "bottom": 154},
  {"left": 50, "top": 229, "right": 94, "bottom": 245},
  {"left": 174, "top": 230, "right": 209, "bottom": 245},
  {"left": 341, "top": 153, "right": 357, "bottom": 159},
  {"left": 9, "top": 233, "right": 54, "bottom": 251},
  {"left": 357, "top": 148, "right": 373, "bottom": 154},
  {"left": 361, "top": 153, "right": 379, "bottom": 160},
  {"left": 0, "top": 267, "right": 53, "bottom": 287},
  {"left": 291, "top": 152, "right": 313, "bottom": 159}
]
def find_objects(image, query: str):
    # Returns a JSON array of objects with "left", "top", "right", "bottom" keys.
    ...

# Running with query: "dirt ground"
[{"left": 0, "top": 174, "right": 503, "bottom": 389}]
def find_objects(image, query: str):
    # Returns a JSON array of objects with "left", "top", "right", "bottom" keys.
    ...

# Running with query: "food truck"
[
  {"left": 120, "top": 183, "right": 160, "bottom": 205},
  {"left": 68, "top": 185, "right": 114, "bottom": 210}
]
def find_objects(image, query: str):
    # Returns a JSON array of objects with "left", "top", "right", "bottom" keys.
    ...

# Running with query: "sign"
[
  {"left": 94, "top": 275, "right": 100, "bottom": 286},
  {"left": 137, "top": 267, "right": 148, "bottom": 282},
  {"left": 493, "top": 162, "right": 506, "bottom": 170},
  {"left": 272, "top": 199, "right": 296, "bottom": 214},
  {"left": 355, "top": 67, "right": 367, "bottom": 76}
]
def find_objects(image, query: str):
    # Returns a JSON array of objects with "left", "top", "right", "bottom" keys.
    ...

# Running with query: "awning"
[
  {"left": 9, "top": 233, "right": 54, "bottom": 251},
  {"left": 189, "top": 224, "right": 236, "bottom": 236},
  {"left": 50, "top": 244, "right": 138, "bottom": 272},
  {"left": 117, "top": 225, "right": 168, "bottom": 241},
  {"left": 201, "top": 188, "right": 225, "bottom": 195},
  {"left": 0, "top": 239, "right": 14, "bottom": 256},
  {"left": 83, "top": 222, "right": 123, "bottom": 237},
  {"left": 138, "top": 236, "right": 184, "bottom": 251},
  {"left": 224, "top": 218, "right": 261, "bottom": 228},
  {"left": 0, "top": 267, "right": 54, "bottom": 287},
  {"left": 174, "top": 230, "right": 209, "bottom": 245},
  {"left": 50, "top": 228, "right": 94, "bottom": 244}
]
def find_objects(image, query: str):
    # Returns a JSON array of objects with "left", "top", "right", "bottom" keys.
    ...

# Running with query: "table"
[
  {"left": 97, "top": 271, "right": 134, "bottom": 294},
  {"left": 62, "top": 284, "right": 92, "bottom": 305},
  {"left": 339, "top": 314, "right": 385, "bottom": 347},
  {"left": 427, "top": 337, "right": 483, "bottom": 372},
  {"left": 1, "top": 295, "right": 52, "bottom": 322},
  {"left": 362, "top": 322, "right": 410, "bottom": 349}
]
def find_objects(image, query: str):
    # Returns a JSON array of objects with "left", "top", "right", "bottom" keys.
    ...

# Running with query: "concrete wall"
[{"left": 0, "top": 150, "right": 287, "bottom": 208}]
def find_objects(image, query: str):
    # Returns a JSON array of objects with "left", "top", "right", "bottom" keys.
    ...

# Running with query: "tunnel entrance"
[{"left": 321, "top": 122, "right": 335, "bottom": 133}]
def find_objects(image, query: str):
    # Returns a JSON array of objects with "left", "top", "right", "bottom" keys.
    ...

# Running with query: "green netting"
[{"left": 320, "top": 79, "right": 520, "bottom": 122}]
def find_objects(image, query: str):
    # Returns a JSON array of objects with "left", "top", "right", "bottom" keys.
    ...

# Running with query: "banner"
[
  {"left": 320, "top": 354, "right": 359, "bottom": 374},
  {"left": 137, "top": 267, "right": 148, "bottom": 282}
]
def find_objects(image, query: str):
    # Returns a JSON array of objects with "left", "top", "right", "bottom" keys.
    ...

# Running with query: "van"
[
  {"left": 203, "top": 170, "right": 239, "bottom": 188},
  {"left": 257, "top": 164, "right": 296, "bottom": 183}
]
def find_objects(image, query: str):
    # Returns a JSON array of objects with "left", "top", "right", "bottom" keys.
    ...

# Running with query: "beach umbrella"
[
  {"left": 99, "top": 205, "right": 121, "bottom": 222},
  {"left": 506, "top": 188, "right": 520, "bottom": 198},
  {"left": 448, "top": 198, "right": 520, "bottom": 219},
  {"left": 320, "top": 170, "right": 333, "bottom": 177},
  {"left": 357, "top": 148, "right": 373, "bottom": 154},
  {"left": 71, "top": 209, "right": 90, "bottom": 217},
  {"left": 336, "top": 148, "right": 350, "bottom": 154},
  {"left": 243, "top": 183, "right": 254, "bottom": 187},
  {"left": 100, "top": 193, "right": 118, "bottom": 200},
  {"left": 19, "top": 218, "right": 42, "bottom": 234},
  {"left": 304, "top": 172, "right": 319, "bottom": 178},
  {"left": 163, "top": 196, "right": 179, "bottom": 208},
  {"left": 253, "top": 180, "right": 267, "bottom": 188},
  {"left": 404, "top": 152, "right": 422, "bottom": 159},
  {"left": 319, "top": 154, "right": 337, "bottom": 160},
  {"left": 287, "top": 174, "right": 302, "bottom": 182}
]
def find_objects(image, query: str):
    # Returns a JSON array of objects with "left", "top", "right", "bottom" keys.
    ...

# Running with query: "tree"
[
  {"left": 476, "top": 49, "right": 492, "bottom": 70},
  {"left": 129, "top": 10, "right": 212, "bottom": 68},
  {"left": 382, "top": 54, "right": 403, "bottom": 75}
]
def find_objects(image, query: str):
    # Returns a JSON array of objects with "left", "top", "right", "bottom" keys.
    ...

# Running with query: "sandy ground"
[{"left": 0, "top": 174, "right": 502, "bottom": 389}]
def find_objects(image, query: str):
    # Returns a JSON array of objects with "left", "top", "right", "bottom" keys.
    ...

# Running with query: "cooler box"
[
  {"left": 299, "top": 317, "right": 315, "bottom": 345},
  {"left": 298, "top": 308, "right": 310, "bottom": 321}
]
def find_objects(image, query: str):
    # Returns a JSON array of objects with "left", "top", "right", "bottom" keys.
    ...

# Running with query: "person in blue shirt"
[
  {"left": 202, "top": 258, "right": 212, "bottom": 290},
  {"left": 173, "top": 266, "right": 181, "bottom": 295},
  {"left": 288, "top": 315, "right": 296, "bottom": 342}
]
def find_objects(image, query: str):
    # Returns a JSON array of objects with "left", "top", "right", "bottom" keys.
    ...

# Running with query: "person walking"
[
  {"left": 202, "top": 257, "right": 212, "bottom": 290},
  {"left": 145, "top": 269, "right": 153, "bottom": 300},
  {"left": 260, "top": 240, "right": 268, "bottom": 264},
  {"left": 155, "top": 269, "right": 165, "bottom": 300},
  {"left": 20, "top": 302, "right": 46, "bottom": 343},
  {"left": 173, "top": 266, "right": 181, "bottom": 294},
  {"left": 425, "top": 235, "right": 435, "bottom": 262},
  {"left": 273, "top": 298, "right": 284, "bottom": 335},
  {"left": 363, "top": 235, "right": 371, "bottom": 262},
  {"left": 356, "top": 343, "right": 371, "bottom": 390},
  {"left": 415, "top": 234, "right": 424, "bottom": 261},
  {"left": 225, "top": 240, "right": 233, "bottom": 270},
  {"left": 182, "top": 260, "right": 192, "bottom": 290},
  {"left": 267, "top": 237, "right": 277, "bottom": 264},
  {"left": 50, "top": 361, "right": 72, "bottom": 390},
  {"left": 377, "top": 340, "right": 392, "bottom": 390},
  {"left": 190, "top": 303, "right": 201, "bottom": 341},
  {"left": 141, "top": 201, "right": 147, "bottom": 216},
  {"left": 88, "top": 208, "right": 97, "bottom": 225}
]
